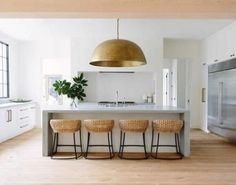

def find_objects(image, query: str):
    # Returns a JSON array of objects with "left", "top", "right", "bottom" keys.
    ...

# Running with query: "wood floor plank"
[{"left": 0, "top": 129, "right": 236, "bottom": 185}]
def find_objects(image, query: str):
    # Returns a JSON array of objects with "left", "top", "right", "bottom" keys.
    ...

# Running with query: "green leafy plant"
[{"left": 53, "top": 73, "right": 88, "bottom": 106}]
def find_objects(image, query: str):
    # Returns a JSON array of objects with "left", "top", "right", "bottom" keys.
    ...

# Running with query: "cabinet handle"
[
  {"left": 214, "top": 59, "right": 218, "bottom": 62},
  {"left": 20, "top": 123, "right": 29, "bottom": 128},
  {"left": 30, "top": 107, "right": 36, "bottom": 109},
  {"left": 6, "top": 110, "right": 12, "bottom": 122},
  {"left": 9, "top": 110, "right": 12, "bottom": 122},
  {"left": 20, "top": 116, "right": 29, "bottom": 120},
  {"left": 6, "top": 110, "right": 10, "bottom": 122},
  {"left": 231, "top": 54, "right": 235, "bottom": 57}
]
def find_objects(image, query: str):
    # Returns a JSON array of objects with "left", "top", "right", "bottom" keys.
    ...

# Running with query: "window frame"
[{"left": 0, "top": 41, "right": 9, "bottom": 99}]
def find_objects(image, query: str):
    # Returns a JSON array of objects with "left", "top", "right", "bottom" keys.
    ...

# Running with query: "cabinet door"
[
  {"left": 221, "top": 69, "right": 236, "bottom": 129},
  {"left": 6, "top": 107, "right": 18, "bottom": 137},
  {"left": 0, "top": 109, "right": 8, "bottom": 142},
  {"left": 228, "top": 24, "right": 236, "bottom": 59},
  {"left": 216, "top": 29, "right": 229, "bottom": 61},
  {"left": 206, "top": 35, "right": 219, "bottom": 64},
  {"left": 217, "top": 23, "right": 236, "bottom": 61},
  {"left": 0, "top": 107, "right": 17, "bottom": 142}
]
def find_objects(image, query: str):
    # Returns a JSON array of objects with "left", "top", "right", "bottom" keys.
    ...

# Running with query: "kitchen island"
[{"left": 42, "top": 103, "right": 190, "bottom": 156}]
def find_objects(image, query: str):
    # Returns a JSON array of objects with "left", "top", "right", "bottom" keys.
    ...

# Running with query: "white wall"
[
  {"left": 18, "top": 39, "right": 71, "bottom": 100},
  {"left": 164, "top": 39, "right": 202, "bottom": 128},
  {"left": 0, "top": 31, "right": 19, "bottom": 99},
  {"left": 17, "top": 39, "right": 71, "bottom": 127},
  {"left": 83, "top": 72, "right": 155, "bottom": 103}
]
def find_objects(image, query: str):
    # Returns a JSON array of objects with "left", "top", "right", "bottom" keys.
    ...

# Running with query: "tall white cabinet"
[
  {"left": 0, "top": 102, "right": 36, "bottom": 143},
  {"left": 201, "top": 21, "right": 236, "bottom": 131}
]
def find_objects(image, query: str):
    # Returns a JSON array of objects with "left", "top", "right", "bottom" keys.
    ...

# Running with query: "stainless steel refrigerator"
[{"left": 208, "top": 58, "right": 236, "bottom": 143}]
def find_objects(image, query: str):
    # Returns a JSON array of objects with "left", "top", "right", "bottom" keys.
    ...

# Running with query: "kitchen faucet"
[{"left": 116, "top": 90, "right": 119, "bottom": 106}]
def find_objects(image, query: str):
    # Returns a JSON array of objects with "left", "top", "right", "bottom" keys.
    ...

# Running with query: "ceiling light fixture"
[{"left": 90, "top": 19, "right": 147, "bottom": 67}]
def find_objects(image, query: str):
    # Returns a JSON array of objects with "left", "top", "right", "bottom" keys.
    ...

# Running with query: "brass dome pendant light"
[{"left": 90, "top": 19, "right": 147, "bottom": 67}]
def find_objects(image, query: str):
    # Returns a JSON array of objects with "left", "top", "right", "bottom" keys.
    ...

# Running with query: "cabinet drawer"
[
  {"left": 18, "top": 122, "right": 33, "bottom": 134},
  {"left": 18, "top": 106, "right": 30, "bottom": 117},
  {"left": 19, "top": 122, "right": 30, "bottom": 129},
  {"left": 19, "top": 115, "right": 30, "bottom": 123}
]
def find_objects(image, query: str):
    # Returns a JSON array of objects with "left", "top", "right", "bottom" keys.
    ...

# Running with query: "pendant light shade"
[
  {"left": 90, "top": 19, "right": 147, "bottom": 67},
  {"left": 90, "top": 39, "right": 146, "bottom": 67}
]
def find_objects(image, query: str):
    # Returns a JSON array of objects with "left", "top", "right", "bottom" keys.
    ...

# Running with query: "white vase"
[{"left": 70, "top": 99, "right": 77, "bottom": 108}]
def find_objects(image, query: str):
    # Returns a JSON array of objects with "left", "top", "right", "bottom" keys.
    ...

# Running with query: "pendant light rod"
[{"left": 117, "top": 18, "right": 119, "bottom": 40}]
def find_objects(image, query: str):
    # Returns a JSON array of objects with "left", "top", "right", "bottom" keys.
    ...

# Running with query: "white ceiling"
[{"left": 0, "top": 19, "right": 234, "bottom": 41}]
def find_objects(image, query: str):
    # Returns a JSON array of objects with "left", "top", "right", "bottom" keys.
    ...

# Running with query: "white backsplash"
[{"left": 83, "top": 72, "right": 155, "bottom": 103}]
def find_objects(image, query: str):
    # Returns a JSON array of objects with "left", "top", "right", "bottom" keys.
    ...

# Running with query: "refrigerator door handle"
[{"left": 218, "top": 82, "right": 223, "bottom": 125}]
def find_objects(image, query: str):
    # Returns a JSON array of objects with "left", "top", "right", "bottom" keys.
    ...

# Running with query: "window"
[{"left": 0, "top": 42, "right": 9, "bottom": 98}]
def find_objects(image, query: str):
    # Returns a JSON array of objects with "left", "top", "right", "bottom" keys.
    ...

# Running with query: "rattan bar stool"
[
  {"left": 118, "top": 120, "right": 149, "bottom": 160},
  {"left": 50, "top": 119, "right": 83, "bottom": 160},
  {"left": 151, "top": 119, "right": 184, "bottom": 160},
  {"left": 84, "top": 119, "right": 114, "bottom": 160}
]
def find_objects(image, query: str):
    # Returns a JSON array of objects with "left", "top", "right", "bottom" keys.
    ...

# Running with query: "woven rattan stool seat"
[
  {"left": 50, "top": 119, "right": 81, "bottom": 133},
  {"left": 50, "top": 119, "right": 82, "bottom": 160},
  {"left": 152, "top": 120, "right": 183, "bottom": 133},
  {"left": 84, "top": 119, "right": 114, "bottom": 133},
  {"left": 84, "top": 119, "right": 114, "bottom": 159},
  {"left": 151, "top": 119, "right": 184, "bottom": 160},
  {"left": 119, "top": 120, "right": 148, "bottom": 133}
]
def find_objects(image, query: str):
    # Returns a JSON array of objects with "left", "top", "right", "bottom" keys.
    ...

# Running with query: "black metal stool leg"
[
  {"left": 151, "top": 132, "right": 183, "bottom": 160},
  {"left": 55, "top": 133, "right": 59, "bottom": 153},
  {"left": 73, "top": 133, "right": 77, "bottom": 159},
  {"left": 110, "top": 131, "right": 114, "bottom": 155},
  {"left": 155, "top": 133, "right": 160, "bottom": 157},
  {"left": 107, "top": 132, "right": 112, "bottom": 159},
  {"left": 85, "top": 131, "right": 114, "bottom": 160},
  {"left": 177, "top": 133, "right": 183, "bottom": 159},
  {"left": 79, "top": 129, "right": 83, "bottom": 155},
  {"left": 142, "top": 132, "right": 148, "bottom": 158},
  {"left": 175, "top": 133, "right": 178, "bottom": 153},
  {"left": 51, "top": 133, "right": 57, "bottom": 157},
  {"left": 119, "top": 130, "right": 122, "bottom": 154},
  {"left": 121, "top": 132, "right": 126, "bottom": 158},
  {"left": 85, "top": 132, "right": 90, "bottom": 158},
  {"left": 118, "top": 131, "right": 149, "bottom": 160},
  {"left": 150, "top": 128, "right": 154, "bottom": 154}
]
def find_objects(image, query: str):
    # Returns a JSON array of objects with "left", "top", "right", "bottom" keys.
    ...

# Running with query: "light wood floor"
[{"left": 0, "top": 129, "right": 236, "bottom": 185}]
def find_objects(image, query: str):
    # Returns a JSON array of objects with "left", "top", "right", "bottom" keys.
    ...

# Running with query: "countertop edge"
[{"left": 0, "top": 101, "right": 36, "bottom": 108}]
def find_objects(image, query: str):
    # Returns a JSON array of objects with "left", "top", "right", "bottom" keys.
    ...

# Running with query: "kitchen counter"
[
  {"left": 42, "top": 103, "right": 190, "bottom": 157},
  {"left": 0, "top": 101, "right": 35, "bottom": 108},
  {"left": 42, "top": 102, "right": 187, "bottom": 113}
]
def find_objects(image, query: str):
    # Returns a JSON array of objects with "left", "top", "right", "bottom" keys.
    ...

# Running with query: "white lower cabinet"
[
  {"left": 0, "top": 107, "right": 18, "bottom": 142},
  {"left": 0, "top": 103, "right": 36, "bottom": 143},
  {"left": 0, "top": 108, "right": 10, "bottom": 142}
]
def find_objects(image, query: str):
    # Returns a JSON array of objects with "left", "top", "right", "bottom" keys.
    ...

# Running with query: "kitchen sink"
[{"left": 98, "top": 101, "right": 135, "bottom": 107}]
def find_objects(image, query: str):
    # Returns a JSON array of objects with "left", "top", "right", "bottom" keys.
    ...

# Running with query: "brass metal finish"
[{"left": 90, "top": 39, "right": 146, "bottom": 67}]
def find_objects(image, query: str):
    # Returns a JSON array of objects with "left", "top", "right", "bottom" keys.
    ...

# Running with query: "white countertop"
[
  {"left": 0, "top": 101, "right": 35, "bottom": 108},
  {"left": 42, "top": 102, "right": 188, "bottom": 113}
]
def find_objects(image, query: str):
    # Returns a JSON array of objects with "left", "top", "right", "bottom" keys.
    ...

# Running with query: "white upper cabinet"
[
  {"left": 224, "top": 23, "right": 236, "bottom": 60},
  {"left": 204, "top": 22, "right": 236, "bottom": 65},
  {"left": 205, "top": 34, "right": 218, "bottom": 64}
]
